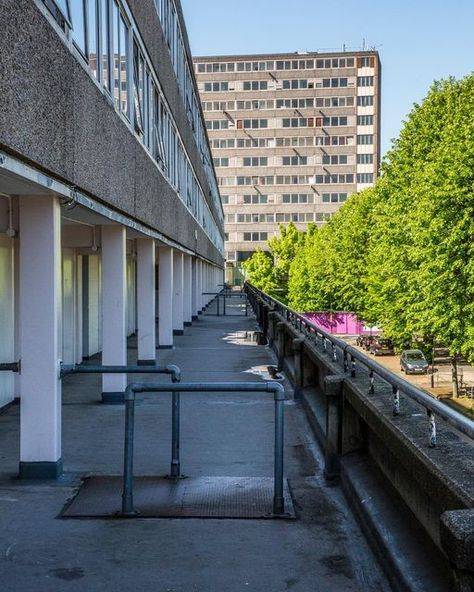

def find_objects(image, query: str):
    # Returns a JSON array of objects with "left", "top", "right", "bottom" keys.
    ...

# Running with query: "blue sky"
[{"left": 181, "top": 0, "right": 474, "bottom": 158}]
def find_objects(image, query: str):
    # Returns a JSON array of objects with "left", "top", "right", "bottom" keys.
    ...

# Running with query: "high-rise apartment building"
[{"left": 194, "top": 51, "right": 381, "bottom": 283}]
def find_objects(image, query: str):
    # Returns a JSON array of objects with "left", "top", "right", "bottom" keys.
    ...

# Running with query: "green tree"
[{"left": 241, "top": 249, "right": 278, "bottom": 294}]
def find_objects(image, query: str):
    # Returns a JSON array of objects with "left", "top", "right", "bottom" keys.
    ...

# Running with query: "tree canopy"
[{"left": 242, "top": 74, "right": 474, "bottom": 361}]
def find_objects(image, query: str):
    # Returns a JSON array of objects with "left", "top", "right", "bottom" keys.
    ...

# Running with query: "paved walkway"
[{"left": 0, "top": 303, "right": 390, "bottom": 591}]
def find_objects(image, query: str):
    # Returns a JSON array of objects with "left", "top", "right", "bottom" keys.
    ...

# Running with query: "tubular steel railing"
[
  {"left": 122, "top": 381, "right": 286, "bottom": 517},
  {"left": 60, "top": 363, "right": 183, "bottom": 478},
  {"left": 202, "top": 290, "right": 249, "bottom": 316},
  {"left": 245, "top": 283, "right": 474, "bottom": 447}
]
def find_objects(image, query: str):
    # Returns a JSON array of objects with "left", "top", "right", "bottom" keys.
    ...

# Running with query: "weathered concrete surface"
[{"left": 0, "top": 306, "right": 390, "bottom": 592}]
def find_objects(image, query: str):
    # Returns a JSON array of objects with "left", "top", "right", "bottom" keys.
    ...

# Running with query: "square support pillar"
[
  {"left": 172, "top": 251, "right": 184, "bottom": 335},
  {"left": 158, "top": 247, "right": 173, "bottom": 348},
  {"left": 101, "top": 225, "right": 127, "bottom": 404},
  {"left": 19, "top": 196, "right": 62, "bottom": 479},
  {"left": 323, "top": 375, "right": 344, "bottom": 482},
  {"left": 183, "top": 254, "right": 193, "bottom": 326},
  {"left": 137, "top": 238, "right": 156, "bottom": 365},
  {"left": 191, "top": 257, "right": 198, "bottom": 320},
  {"left": 198, "top": 259, "right": 204, "bottom": 314}
]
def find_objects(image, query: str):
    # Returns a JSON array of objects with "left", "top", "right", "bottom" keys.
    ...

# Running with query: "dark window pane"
[{"left": 70, "top": 0, "right": 86, "bottom": 54}]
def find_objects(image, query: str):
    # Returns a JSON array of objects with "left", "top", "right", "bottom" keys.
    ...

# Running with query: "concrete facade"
[
  {"left": 0, "top": 0, "right": 224, "bottom": 477},
  {"left": 194, "top": 51, "right": 381, "bottom": 282}
]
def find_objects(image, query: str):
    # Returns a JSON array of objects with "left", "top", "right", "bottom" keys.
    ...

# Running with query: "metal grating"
[{"left": 61, "top": 476, "right": 295, "bottom": 519}]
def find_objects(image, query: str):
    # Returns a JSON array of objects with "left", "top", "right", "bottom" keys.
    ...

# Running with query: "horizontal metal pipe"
[
  {"left": 246, "top": 284, "right": 474, "bottom": 441},
  {"left": 122, "top": 380, "right": 286, "bottom": 516},
  {"left": 0, "top": 362, "right": 19, "bottom": 373},
  {"left": 60, "top": 364, "right": 181, "bottom": 382},
  {"left": 125, "top": 381, "right": 285, "bottom": 401}
]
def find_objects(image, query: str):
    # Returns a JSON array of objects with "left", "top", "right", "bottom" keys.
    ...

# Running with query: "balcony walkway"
[{"left": 0, "top": 302, "right": 390, "bottom": 592}]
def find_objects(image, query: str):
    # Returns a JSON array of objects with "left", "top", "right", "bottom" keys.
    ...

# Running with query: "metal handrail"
[
  {"left": 60, "top": 363, "right": 183, "bottom": 478},
  {"left": 245, "top": 283, "right": 474, "bottom": 443},
  {"left": 122, "top": 381, "right": 286, "bottom": 517}
]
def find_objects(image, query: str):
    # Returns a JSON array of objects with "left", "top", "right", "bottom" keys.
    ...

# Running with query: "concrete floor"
[{"left": 0, "top": 303, "right": 391, "bottom": 592}]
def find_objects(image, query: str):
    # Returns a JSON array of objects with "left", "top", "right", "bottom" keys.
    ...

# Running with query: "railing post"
[
  {"left": 122, "top": 387, "right": 137, "bottom": 516},
  {"left": 323, "top": 375, "right": 344, "bottom": 482},
  {"left": 276, "top": 322, "right": 286, "bottom": 370},
  {"left": 292, "top": 338, "right": 304, "bottom": 399}
]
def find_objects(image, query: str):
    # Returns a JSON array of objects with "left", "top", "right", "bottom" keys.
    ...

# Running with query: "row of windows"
[
  {"left": 358, "top": 76, "right": 374, "bottom": 87},
  {"left": 200, "top": 77, "right": 361, "bottom": 93},
  {"left": 221, "top": 193, "right": 347, "bottom": 205},
  {"left": 43, "top": 0, "right": 223, "bottom": 251},
  {"left": 196, "top": 55, "right": 375, "bottom": 74},
  {"left": 229, "top": 212, "right": 318, "bottom": 224},
  {"left": 153, "top": 0, "right": 224, "bottom": 232},
  {"left": 206, "top": 116, "right": 359, "bottom": 130},
  {"left": 211, "top": 135, "right": 372, "bottom": 150},
  {"left": 218, "top": 174, "right": 356, "bottom": 186},
  {"left": 201, "top": 94, "right": 369, "bottom": 111},
  {"left": 282, "top": 116, "right": 349, "bottom": 128},
  {"left": 214, "top": 155, "right": 353, "bottom": 167}
]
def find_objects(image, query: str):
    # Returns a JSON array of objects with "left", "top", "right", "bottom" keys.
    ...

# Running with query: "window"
[
  {"left": 243, "top": 232, "right": 268, "bottom": 242},
  {"left": 282, "top": 156, "right": 308, "bottom": 166},
  {"left": 357, "top": 173, "right": 374, "bottom": 183},
  {"left": 101, "top": 0, "right": 110, "bottom": 90},
  {"left": 243, "top": 194, "right": 268, "bottom": 204},
  {"left": 119, "top": 15, "right": 129, "bottom": 116},
  {"left": 214, "top": 158, "right": 229, "bottom": 167},
  {"left": 221, "top": 195, "right": 230, "bottom": 205},
  {"left": 242, "top": 80, "right": 268, "bottom": 91},
  {"left": 205, "top": 120, "right": 229, "bottom": 130},
  {"left": 203, "top": 82, "right": 229, "bottom": 92},
  {"left": 70, "top": 0, "right": 86, "bottom": 54},
  {"left": 282, "top": 194, "right": 313, "bottom": 204},
  {"left": 313, "top": 174, "right": 355, "bottom": 184},
  {"left": 357, "top": 95, "right": 374, "bottom": 106},
  {"left": 358, "top": 76, "right": 374, "bottom": 87},
  {"left": 358, "top": 56, "right": 375, "bottom": 68},
  {"left": 357, "top": 154, "right": 374, "bottom": 164},
  {"left": 87, "top": 0, "right": 98, "bottom": 78},
  {"left": 322, "top": 193, "right": 348, "bottom": 203},
  {"left": 241, "top": 119, "right": 268, "bottom": 129},
  {"left": 322, "top": 155, "right": 348, "bottom": 165},
  {"left": 357, "top": 134, "right": 374, "bottom": 145},
  {"left": 133, "top": 40, "right": 144, "bottom": 131},
  {"left": 243, "top": 157, "right": 268, "bottom": 167},
  {"left": 357, "top": 115, "right": 374, "bottom": 126}
]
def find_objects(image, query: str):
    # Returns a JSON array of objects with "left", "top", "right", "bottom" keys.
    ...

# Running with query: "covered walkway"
[{"left": 0, "top": 304, "right": 389, "bottom": 591}]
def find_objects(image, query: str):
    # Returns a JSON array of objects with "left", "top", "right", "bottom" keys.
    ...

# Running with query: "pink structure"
[{"left": 303, "top": 312, "right": 380, "bottom": 336}]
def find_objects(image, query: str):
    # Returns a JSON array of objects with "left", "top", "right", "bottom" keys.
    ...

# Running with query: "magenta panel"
[{"left": 303, "top": 312, "right": 365, "bottom": 335}]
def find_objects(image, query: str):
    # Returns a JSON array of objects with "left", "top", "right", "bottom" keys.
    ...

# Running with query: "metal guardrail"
[
  {"left": 60, "top": 363, "right": 183, "bottom": 478},
  {"left": 122, "top": 381, "right": 286, "bottom": 517},
  {"left": 202, "top": 290, "right": 249, "bottom": 316},
  {"left": 246, "top": 284, "right": 474, "bottom": 446}
]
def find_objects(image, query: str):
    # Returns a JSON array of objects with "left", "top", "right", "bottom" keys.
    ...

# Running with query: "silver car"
[{"left": 400, "top": 350, "right": 429, "bottom": 375}]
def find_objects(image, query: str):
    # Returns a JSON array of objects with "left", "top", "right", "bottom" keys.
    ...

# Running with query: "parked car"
[
  {"left": 400, "top": 350, "right": 429, "bottom": 374},
  {"left": 357, "top": 335, "right": 376, "bottom": 350},
  {"left": 369, "top": 338, "right": 395, "bottom": 356}
]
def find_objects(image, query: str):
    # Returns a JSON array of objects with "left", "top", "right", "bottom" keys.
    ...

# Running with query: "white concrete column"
[
  {"left": 137, "top": 238, "right": 156, "bottom": 365},
  {"left": 191, "top": 257, "right": 198, "bottom": 320},
  {"left": 19, "top": 196, "right": 62, "bottom": 478},
  {"left": 198, "top": 259, "right": 204, "bottom": 313},
  {"left": 183, "top": 254, "right": 193, "bottom": 326},
  {"left": 101, "top": 225, "right": 127, "bottom": 403},
  {"left": 158, "top": 246, "right": 173, "bottom": 348},
  {"left": 172, "top": 251, "right": 184, "bottom": 335}
]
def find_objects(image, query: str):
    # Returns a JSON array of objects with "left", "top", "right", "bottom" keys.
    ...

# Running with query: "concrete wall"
[
  {"left": 248, "top": 287, "right": 474, "bottom": 590},
  {"left": 0, "top": 0, "right": 223, "bottom": 266}
]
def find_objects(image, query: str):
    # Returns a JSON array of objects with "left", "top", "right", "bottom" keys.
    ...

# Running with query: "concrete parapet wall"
[{"left": 247, "top": 287, "right": 474, "bottom": 591}]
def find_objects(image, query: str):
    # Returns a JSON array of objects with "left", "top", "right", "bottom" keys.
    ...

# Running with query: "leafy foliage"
[{"left": 247, "top": 74, "right": 474, "bottom": 361}]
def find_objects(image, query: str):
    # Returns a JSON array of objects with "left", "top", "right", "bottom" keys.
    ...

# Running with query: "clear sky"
[{"left": 180, "top": 0, "right": 474, "bottom": 158}]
